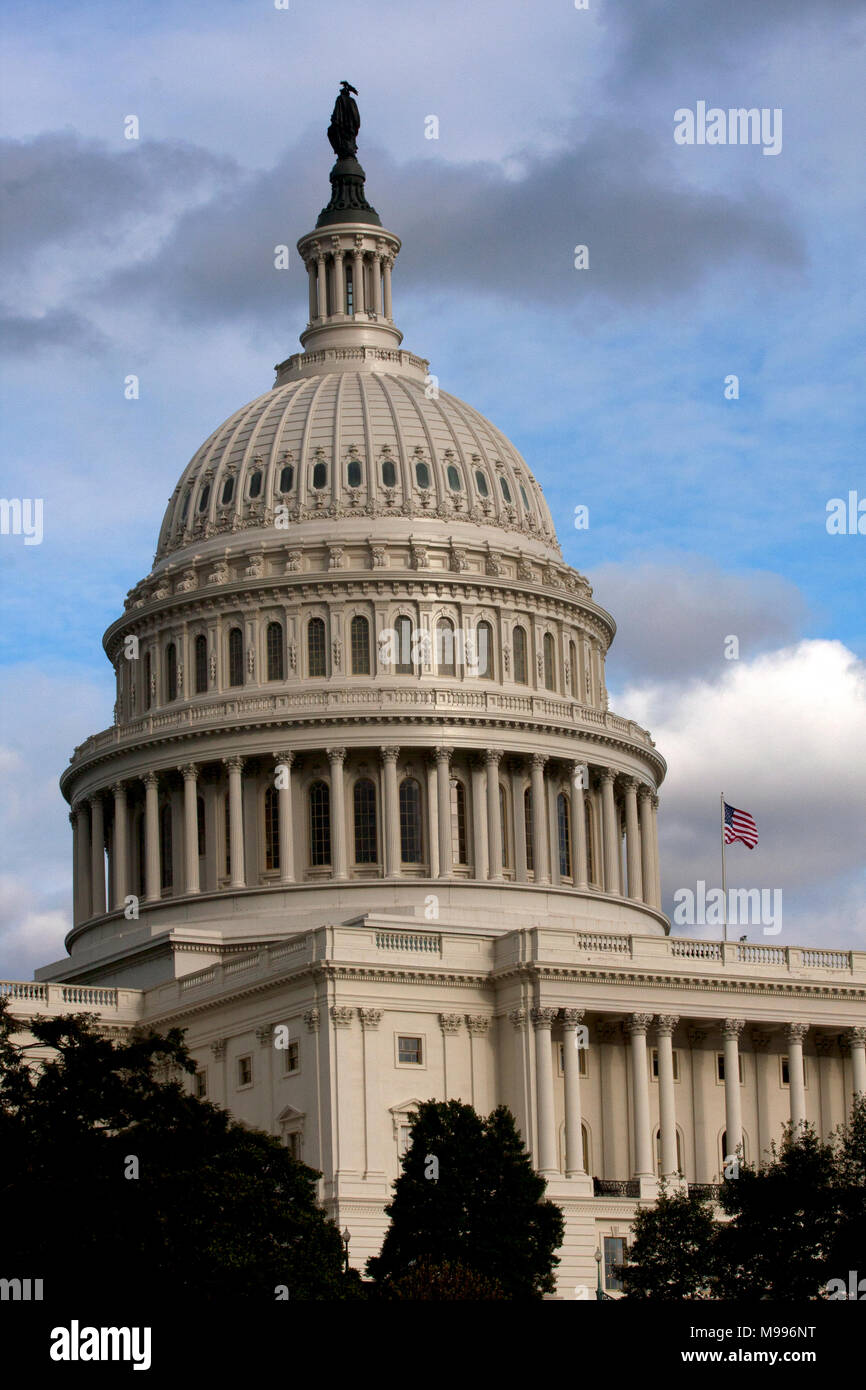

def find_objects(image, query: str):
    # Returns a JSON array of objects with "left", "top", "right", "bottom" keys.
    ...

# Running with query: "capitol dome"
[{"left": 57, "top": 95, "right": 667, "bottom": 987}]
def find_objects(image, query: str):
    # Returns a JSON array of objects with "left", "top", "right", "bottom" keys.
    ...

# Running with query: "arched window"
[
  {"left": 446, "top": 464, "right": 462, "bottom": 492},
  {"left": 399, "top": 778, "right": 423, "bottom": 864},
  {"left": 476, "top": 621, "right": 493, "bottom": 679},
  {"left": 221, "top": 476, "right": 234, "bottom": 506},
  {"left": 524, "top": 788, "right": 534, "bottom": 873},
  {"left": 266, "top": 622, "right": 284, "bottom": 681},
  {"left": 436, "top": 618, "right": 455, "bottom": 676},
  {"left": 351, "top": 615, "right": 370, "bottom": 675},
  {"left": 308, "top": 617, "right": 326, "bottom": 677},
  {"left": 474, "top": 469, "right": 489, "bottom": 497},
  {"left": 415, "top": 459, "right": 430, "bottom": 489},
  {"left": 248, "top": 470, "right": 263, "bottom": 499},
  {"left": 513, "top": 626, "right": 528, "bottom": 685},
  {"left": 228, "top": 628, "right": 244, "bottom": 687},
  {"left": 165, "top": 642, "right": 177, "bottom": 703},
  {"left": 499, "top": 784, "right": 510, "bottom": 869},
  {"left": 381, "top": 457, "right": 397, "bottom": 488},
  {"left": 143, "top": 651, "right": 152, "bottom": 710},
  {"left": 519, "top": 483, "right": 530, "bottom": 512},
  {"left": 451, "top": 780, "right": 467, "bottom": 865},
  {"left": 347, "top": 458, "right": 362, "bottom": 488},
  {"left": 159, "top": 804, "right": 173, "bottom": 891},
  {"left": 180, "top": 489, "right": 191, "bottom": 523},
  {"left": 309, "top": 781, "right": 331, "bottom": 866},
  {"left": 312, "top": 461, "right": 327, "bottom": 490},
  {"left": 345, "top": 262, "right": 354, "bottom": 315},
  {"left": 543, "top": 632, "right": 555, "bottom": 690},
  {"left": 656, "top": 1127, "right": 685, "bottom": 1177},
  {"left": 585, "top": 800, "right": 596, "bottom": 885},
  {"left": 499, "top": 476, "right": 512, "bottom": 504},
  {"left": 264, "top": 785, "right": 280, "bottom": 871},
  {"left": 395, "top": 616, "right": 413, "bottom": 675},
  {"left": 570, "top": 640, "right": 578, "bottom": 696},
  {"left": 196, "top": 796, "right": 206, "bottom": 857},
  {"left": 720, "top": 1130, "right": 749, "bottom": 1171},
  {"left": 197, "top": 482, "right": 210, "bottom": 514},
  {"left": 558, "top": 792, "right": 572, "bottom": 878},
  {"left": 353, "top": 778, "right": 378, "bottom": 863},
  {"left": 194, "top": 634, "right": 208, "bottom": 694},
  {"left": 279, "top": 463, "right": 294, "bottom": 493}
]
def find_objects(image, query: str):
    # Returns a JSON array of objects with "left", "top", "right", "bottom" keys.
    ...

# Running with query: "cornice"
[{"left": 504, "top": 962, "right": 866, "bottom": 1004}]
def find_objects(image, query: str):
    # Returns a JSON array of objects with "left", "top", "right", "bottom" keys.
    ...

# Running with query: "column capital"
[
  {"left": 179, "top": 762, "right": 199, "bottom": 782},
  {"left": 304, "top": 1007, "right": 321, "bottom": 1033},
  {"left": 330, "top": 1005, "right": 354, "bottom": 1028},
  {"left": 439, "top": 1013, "right": 463, "bottom": 1034},
  {"left": 326, "top": 746, "right": 347, "bottom": 765},
  {"left": 751, "top": 1030, "right": 771, "bottom": 1052},
  {"left": 111, "top": 781, "right": 127, "bottom": 798},
  {"left": 531, "top": 1006, "right": 558, "bottom": 1030},
  {"left": 722, "top": 1018, "right": 745, "bottom": 1040},
  {"left": 530, "top": 752, "right": 548, "bottom": 772},
  {"left": 255, "top": 1025, "right": 272, "bottom": 1048},
  {"left": 273, "top": 750, "right": 296, "bottom": 768},
  {"left": 379, "top": 745, "right": 400, "bottom": 765},
  {"left": 656, "top": 1015, "right": 679, "bottom": 1037},
  {"left": 223, "top": 756, "right": 244, "bottom": 774},
  {"left": 597, "top": 766, "right": 616, "bottom": 785},
  {"left": 568, "top": 760, "right": 588, "bottom": 784},
  {"left": 435, "top": 746, "right": 453, "bottom": 764},
  {"left": 210, "top": 1039, "right": 226, "bottom": 1059},
  {"left": 786, "top": 1022, "right": 809, "bottom": 1045},
  {"left": 561, "top": 1008, "right": 585, "bottom": 1027},
  {"left": 637, "top": 781, "right": 654, "bottom": 802},
  {"left": 621, "top": 774, "right": 640, "bottom": 793},
  {"left": 358, "top": 1008, "right": 383, "bottom": 1030},
  {"left": 465, "top": 1014, "right": 490, "bottom": 1035},
  {"left": 650, "top": 792, "right": 660, "bottom": 810},
  {"left": 485, "top": 747, "right": 504, "bottom": 767},
  {"left": 142, "top": 772, "right": 159, "bottom": 790},
  {"left": 625, "top": 1013, "right": 654, "bottom": 1036},
  {"left": 68, "top": 810, "right": 76, "bottom": 827},
  {"left": 848, "top": 1027, "right": 866, "bottom": 1047},
  {"left": 87, "top": 790, "right": 105, "bottom": 806},
  {"left": 509, "top": 1006, "right": 527, "bottom": 1031}
]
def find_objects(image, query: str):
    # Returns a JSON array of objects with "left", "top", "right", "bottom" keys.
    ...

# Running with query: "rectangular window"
[
  {"left": 651, "top": 1049, "right": 680, "bottom": 1081},
  {"left": 604, "top": 1236, "right": 628, "bottom": 1292},
  {"left": 398, "top": 1124, "right": 412, "bottom": 1156},
  {"left": 286, "top": 1131, "right": 302, "bottom": 1161},
  {"left": 284, "top": 1040, "right": 300, "bottom": 1075},
  {"left": 557, "top": 1042, "right": 588, "bottom": 1077},
  {"left": 398, "top": 1035, "right": 423, "bottom": 1065},
  {"left": 717, "top": 1053, "right": 744, "bottom": 1084},
  {"left": 195, "top": 1070, "right": 207, "bottom": 1098},
  {"left": 237, "top": 1055, "right": 253, "bottom": 1088}
]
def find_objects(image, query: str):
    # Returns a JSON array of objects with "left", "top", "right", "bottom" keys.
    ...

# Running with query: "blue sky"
[{"left": 1, "top": 0, "right": 864, "bottom": 976}]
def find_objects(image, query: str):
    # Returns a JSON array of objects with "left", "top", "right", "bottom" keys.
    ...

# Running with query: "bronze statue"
[{"left": 328, "top": 81, "right": 360, "bottom": 160}]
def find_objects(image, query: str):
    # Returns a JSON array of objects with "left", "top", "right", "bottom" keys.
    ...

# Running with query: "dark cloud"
[
  {"left": 0, "top": 306, "right": 107, "bottom": 356},
  {"left": 595, "top": 559, "right": 809, "bottom": 683}
]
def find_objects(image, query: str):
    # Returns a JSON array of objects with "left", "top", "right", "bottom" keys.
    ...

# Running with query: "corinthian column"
[
  {"left": 722, "top": 1019, "right": 744, "bottom": 1162},
  {"left": 316, "top": 252, "right": 327, "bottom": 319},
  {"left": 650, "top": 792, "right": 662, "bottom": 908},
  {"left": 532, "top": 1007, "right": 559, "bottom": 1175},
  {"left": 352, "top": 242, "right": 365, "bottom": 314},
  {"left": 638, "top": 785, "right": 655, "bottom": 907},
  {"left": 485, "top": 749, "right": 504, "bottom": 880},
  {"left": 181, "top": 764, "right": 200, "bottom": 895},
  {"left": 562, "top": 1008, "right": 586, "bottom": 1176},
  {"left": 111, "top": 782, "right": 128, "bottom": 910},
  {"left": 849, "top": 1027, "right": 866, "bottom": 1100},
  {"left": 224, "top": 757, "right": 245, "bottom": 888},
  {"left": 786, "top": 1023, "right": 808, "bottom": 1130},
  {"left": 327, "top": 747, "right": 348, "bottom": 880},
  {"left": 89, "top": 794, "right": 106, "bottom": 916},
  {"left": 623, "top": 776, "right": 642, "bottom": 902},
  {"left": 383, "top": 255, "right": 394, "bottom": 319},
  {"left": 626, "top": 1014, "right": 655, "bottom": 1179},
  {"left": 74, "top": 801, "right": 91, "bottom": 923},
  {"left": 471, "top": 756, "right": 488, "bottom": 881},
  {"left": 656, "top": 1016, "right": 680, "bottom": 1178},
  {"left": 436, "top": 747, "right": 453, "bottom": 878},
  {"left": 569, "top": 763, "right": 588, "bottom": 889},
  {"left": 380, "top": 746, "right": 400, "bottom": 875},
  {"left": 599, "top": 769, "right": 620, "bottom": 896},
  {"left": 274, "top": 752, "right": 295, "bottom": 884},
  {"left": 529, "top": 754, "right": 549, "bottom": 884},
  {"left": 143, "top": 773, "right": 161, "bottom": 902}
]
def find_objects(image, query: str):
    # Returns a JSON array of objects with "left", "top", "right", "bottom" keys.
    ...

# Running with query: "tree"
[
  {"left": 367, "top": 1099, "right": 563, "bottom": 1299},
  {"left": 0, "top": 999, "right": 360, "bottom": 1301},
  {"left": 618, "top": 1185, "right": 717, "bottom": 1299},
  {"left": 385, "top": 1259, "right": 507, "bottom": 1300}
]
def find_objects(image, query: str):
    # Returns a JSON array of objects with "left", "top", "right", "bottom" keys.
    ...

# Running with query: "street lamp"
[
  {"left": 595, "top": 1246, "right": 610, "bottom": 1301},
  {"left": 341, "top": 1226, "right": 351, "bottom": 1275}
]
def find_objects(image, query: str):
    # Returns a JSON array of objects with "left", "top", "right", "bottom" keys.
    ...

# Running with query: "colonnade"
[
  {"left": 305, "top": 245, "right": 394, "bottom": 323},
  {"left": 522, "top": 1010, "right": 866, "bottom": 1183},
  {"left": 69, "top": 748, "right": 661, "bottom": 926}
]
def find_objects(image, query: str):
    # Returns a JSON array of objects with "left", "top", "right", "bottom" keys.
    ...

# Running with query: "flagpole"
[{"left": 720, "top": 793, "right": 728, "bottom": 944}]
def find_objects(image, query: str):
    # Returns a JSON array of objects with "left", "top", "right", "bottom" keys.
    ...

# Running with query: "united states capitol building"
[{"left": 8, "top": 92, "right": 866, "bottom": 1297}]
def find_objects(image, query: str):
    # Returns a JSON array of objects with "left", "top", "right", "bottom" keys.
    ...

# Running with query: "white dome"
[{"left": 155, "top": 362, "right": 560, "bottom": 566}]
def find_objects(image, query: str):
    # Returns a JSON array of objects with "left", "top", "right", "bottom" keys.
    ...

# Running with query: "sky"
[{"left": 0, "top": 0, "right": 864, "bottom": 979}]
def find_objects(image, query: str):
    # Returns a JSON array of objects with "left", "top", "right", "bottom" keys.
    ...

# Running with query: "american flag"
[{"left": 724, "top": 802, "right": 759, "bottom": 849}]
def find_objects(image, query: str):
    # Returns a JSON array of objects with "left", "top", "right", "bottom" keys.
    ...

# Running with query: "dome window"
[
  {"left": 499, "top": 476, "right": 513, "bottom": 504},
  {"left": 312, "top": 462, "right": 327, "bottom": 490},
  {"left": 519, "top": 484, "right": 530, "bottom": 511},
  {"left": 381, "top": 458, "right": 397, "bottom": 488},
  {"left": 447, "top": 465, "right": 462, "bottom": 492},
  {"left": 180, "top": 489, "right": 192, "bottom": 523},
  {"left": 279, "top": 464, "right": 295, "bottom": 493},
  {"left": 415, "top": 460, "right": 430, "bottom": 489},
  {"left": 197, "top": 483, "right": 210, "bottom": 513},
  {"left": 221, "top": 477, "right": 234, "bottom": 506},
  {"left": 474, "top": 470, "right": 489, "bottom": 497},
  {"left": 347, "top": 459, "right": 362, "bottom": 488},
  {"left": 248, "top": 470, "right": 263, "bottom": 499}
]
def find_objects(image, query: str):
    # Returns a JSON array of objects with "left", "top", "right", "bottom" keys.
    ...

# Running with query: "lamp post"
[
  {"left": 341, "top": 1226, "right": 351, "bottom": 1275},
  {"left": 595, "top": 1246, "right": 610, "bottom": 1301}
]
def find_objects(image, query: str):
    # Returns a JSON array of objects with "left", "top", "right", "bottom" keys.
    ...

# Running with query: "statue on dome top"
[{"left": 328, "top": 81, "right": 361, "bottom": 159}]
